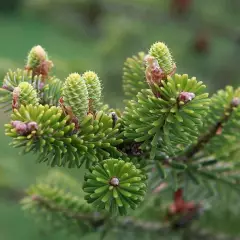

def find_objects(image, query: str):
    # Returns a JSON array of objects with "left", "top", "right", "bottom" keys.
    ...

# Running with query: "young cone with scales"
[{"left": 0, "top": 41, "right": 240, "bottom": 238}]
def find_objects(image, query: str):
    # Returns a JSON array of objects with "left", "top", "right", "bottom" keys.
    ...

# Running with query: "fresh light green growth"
[
  {"left": 123, "top": 74, "right": 210, "bottom": 157},
  {"left": 5, "top": 104, "right": 123, "bottom": 168},
  {"left": 122, "top": 52, "right": 148, "bottom": 99},
  {"left": 2, "top": 69, "right": 33, "bottom": 91},
  {"left": 26, "top": 45, "right": 49, "bottom": 69},
  {"left": 41, "top": 77, "right": 63, "bottom": 106},
  {"left": 148, "top": 42, "right": 175, "bottom": 75},
  {"left": 83, "top": 158, "right": 147, "bottom": 216},
  {"left": 17, "top": 82, "right": 39, "bottom": 106},
  {"left": 61, "top": 73, "right": 89, "bottom": 122},
  {"left": 0, "top": 69, "right": 44, "bottom": 111},
  {"left": 82, "top": 71, "right": 101, "bottom": 113},
  {"left": 5, "top": 104, "right": 78, "bottom": 166}
]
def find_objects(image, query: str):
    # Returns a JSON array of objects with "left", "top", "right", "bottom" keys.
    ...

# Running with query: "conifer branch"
[
  {"left": 184, "top": 105, "right": 234, "bottom": 159},
  {"left": 1, "top": 41, "right": 240, "bottom": 238},
  {"left": 30, "top": 194, "right": 238, "bottom": 240},
  {"left": 31, "top": 194, "right": 105, "bottom": 224}
]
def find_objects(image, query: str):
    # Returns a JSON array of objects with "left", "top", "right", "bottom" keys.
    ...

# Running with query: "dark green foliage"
[{"left": 83, "top": 158, "right": 147, "bottom": 215}]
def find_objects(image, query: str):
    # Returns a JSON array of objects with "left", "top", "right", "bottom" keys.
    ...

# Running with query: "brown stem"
[{"left": 184, "top": 106, "right": 234, "bottom": 160}]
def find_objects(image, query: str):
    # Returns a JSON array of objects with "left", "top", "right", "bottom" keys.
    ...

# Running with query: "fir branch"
[
  {"left": 31, "top": 194, "right": 105, "bottom": 225},
  {"left": 184, "top": 104, "right": 234, "bottom": 159},
  {"left": 28, "top": 193, "right": 169, "bottom": 232},
  {"left": 29, "top": 194, "right": 239, "bottom": 240}
]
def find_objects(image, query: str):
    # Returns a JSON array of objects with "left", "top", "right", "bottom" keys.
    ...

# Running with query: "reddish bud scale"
[
  {"left": 11, "top": 120, "right": 38, "bottom": 136},
  {"left": 145, "top": 55, "right": 164, "bottom": 85},
  {"left": 216, "top": 126, "right": 223, "bottom": 135},
  {"left": 27, "top": 122, "right": 38, "bottom": 132},
  {"left": 12, "top": 87, "right": 21, "bottom": 110},
  {"left": 178, "top": 91, "right": 195, "bottom": 103},
  {"left": 167, "top": 189, "right": 200, "bottom": 216},
  {"left": 15, "top": 122, "right": 28, "bottom": 135}
]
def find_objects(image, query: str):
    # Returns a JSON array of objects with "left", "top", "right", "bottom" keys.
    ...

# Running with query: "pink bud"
[
  {"left": 2, "top": 84, "right": 12, "bottom": 91},
  {"left": 27, "top": 121, "right": 38, "bottom": 132},
  {"left": 110, "top": 177, "right": 119, "bottom": 186},
  {"left": 231, "top": 97, "right": 240, "bottom": 107},
  {"left": 39, "top": 82, "right": 45, "bottom": 90},
  {"left": 31, "top": 195, "right": 41, "bottom": 201},
  {"left": 11, "top": 120, "right": 22, "bottom": 128},
  {"left": 15, "top": 122, "right": 28, "bottom": 135},
  {"left": 178, "top": 91, "right": 195, "bottom": 103}
]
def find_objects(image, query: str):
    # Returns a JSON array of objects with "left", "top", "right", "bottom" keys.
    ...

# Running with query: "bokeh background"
[{"left": 0, "top": 0, "right": 240, "bottom": 239}]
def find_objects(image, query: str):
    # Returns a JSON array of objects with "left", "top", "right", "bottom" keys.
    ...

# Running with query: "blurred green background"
[{"left": 0, "top": 0, "right": 240, "bottom": 239}]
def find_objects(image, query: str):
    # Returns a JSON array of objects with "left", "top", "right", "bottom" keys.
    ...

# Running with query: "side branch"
[
  {"left": 31, "top": 195, "right": 238, "bottom": 239},
  {"left": 184, "top": 106, "right": 234, "bottom": 159}
]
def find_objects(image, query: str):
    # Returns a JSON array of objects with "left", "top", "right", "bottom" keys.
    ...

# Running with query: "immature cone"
[
  {"left": 26, "top": 45, "right": 53, "bottom": 79},
  {"left": 82, "top": 71, "right": 101, "bottom": 113},
  {"left": 148, "top": 42, "right": 176, "bottom": 77},
  {"left": 13, "top": 82, "right": 39, "bottom": 109},
  {"left": 61, "top": 73, "right": 89, "bottom": 122},
  {"left": 83, "top": 158, "right": 147, "bottom": 215}
]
